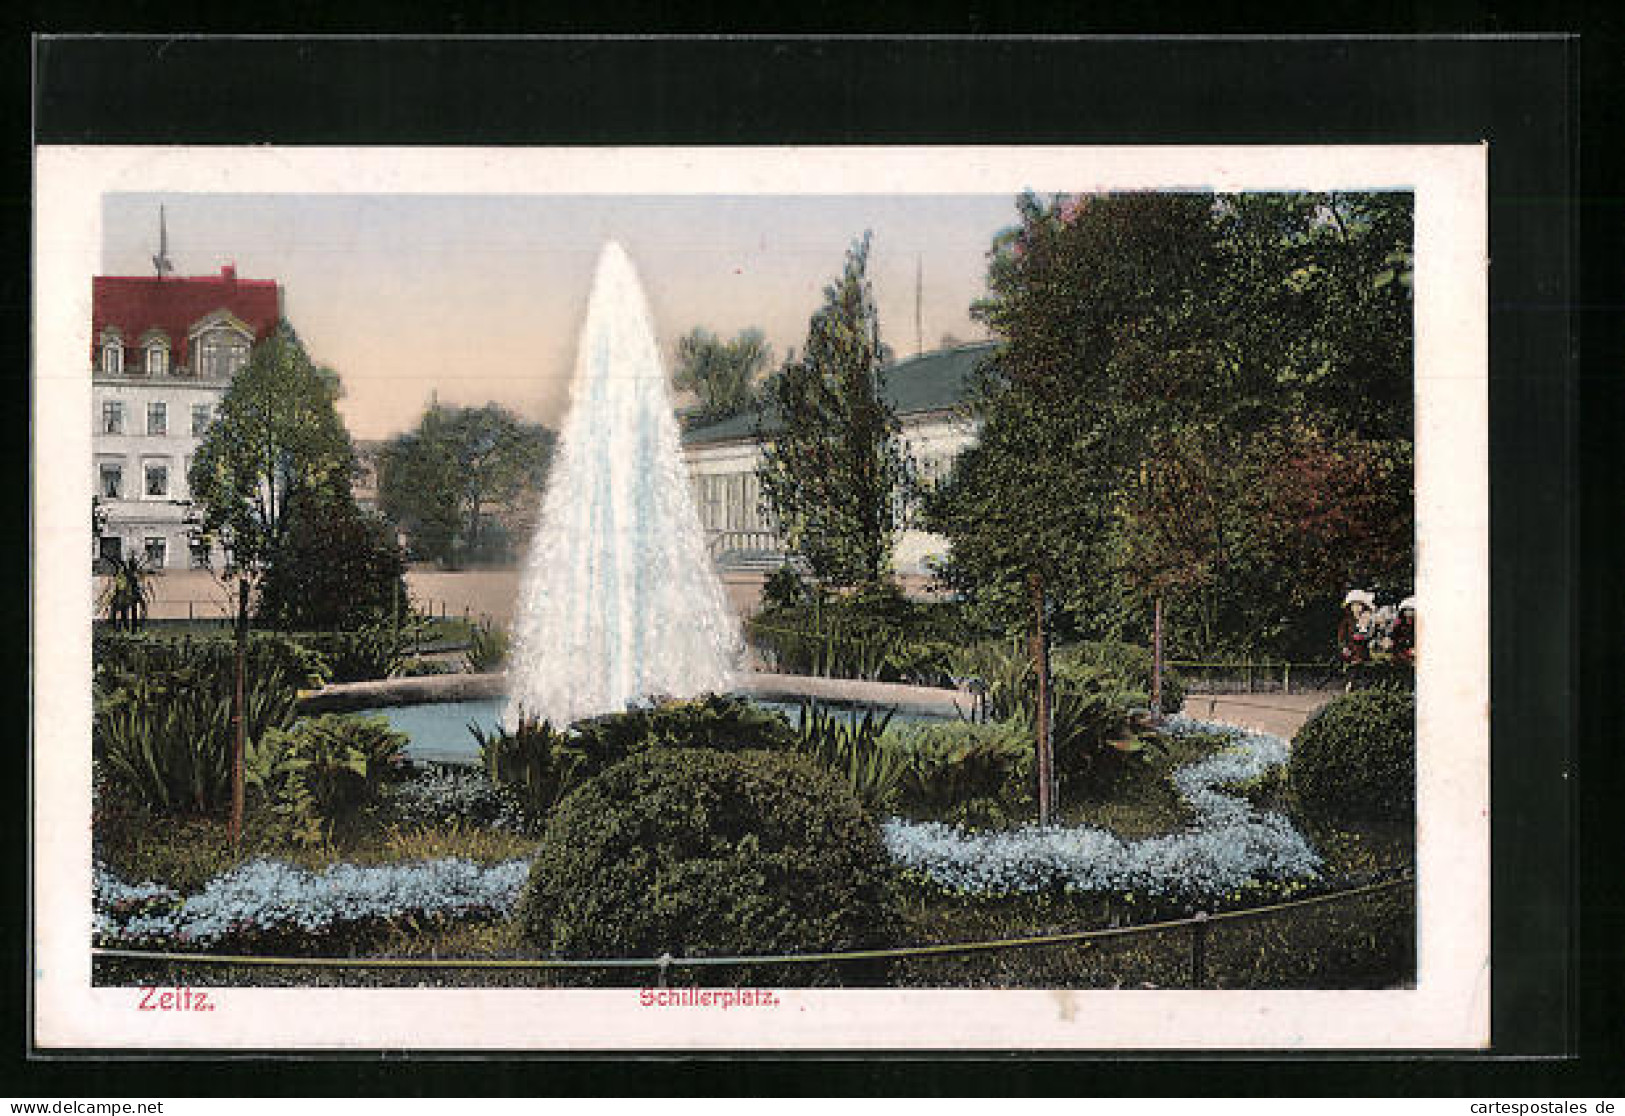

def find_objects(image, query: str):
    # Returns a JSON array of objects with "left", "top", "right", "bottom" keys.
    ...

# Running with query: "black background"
[{"left": 11, "top": 14, "right": 1619, "bottom": 1098}]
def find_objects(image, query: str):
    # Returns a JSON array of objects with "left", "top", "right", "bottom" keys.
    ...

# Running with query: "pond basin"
[{"left": 358, "top": 694, "right": 963, "bottom": 767}]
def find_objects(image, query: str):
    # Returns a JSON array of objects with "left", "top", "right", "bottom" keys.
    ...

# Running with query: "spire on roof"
[{"left": 151, "top": 205, "right": 175, "bottom": 280}]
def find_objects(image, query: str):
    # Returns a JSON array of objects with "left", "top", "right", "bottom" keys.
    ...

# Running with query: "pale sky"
[{"left": 102, "top": 193, "right": 1016, "bottom": 440}]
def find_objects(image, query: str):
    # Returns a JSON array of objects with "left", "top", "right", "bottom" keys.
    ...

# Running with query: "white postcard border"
[{"left": 33, "top": 144, "right": 1489, "bottom": 1050}]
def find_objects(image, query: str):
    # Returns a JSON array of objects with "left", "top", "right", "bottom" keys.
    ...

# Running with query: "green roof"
[{"left": 680, "top": 341, "right": 996, "bottom": 447}]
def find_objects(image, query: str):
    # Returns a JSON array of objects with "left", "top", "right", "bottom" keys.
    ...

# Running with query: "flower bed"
[
  {"left": 94, "top": 857, "right": 529, "bottom": 950},
  {"left": 882, "top": 718, "right": 1321, "bottom": 899}
]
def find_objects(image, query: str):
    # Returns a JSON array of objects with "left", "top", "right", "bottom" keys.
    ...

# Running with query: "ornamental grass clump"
[
  {"left": 1288, "top": 690, "right": 1415, "bottom": 827},
  {"left": 518, "top": 748, "right": 898, "bottom": 984}
]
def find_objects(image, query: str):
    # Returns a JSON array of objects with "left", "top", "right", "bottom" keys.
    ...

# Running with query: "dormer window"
[
  {"left": 99, "top": 335, "right": 124, "bottom": 375},
  {"left": 143, "top": 337, "right": 170, "bottom": 375},
  {"left": 197, "top": 328, "right": 250, "bottom": 379}
]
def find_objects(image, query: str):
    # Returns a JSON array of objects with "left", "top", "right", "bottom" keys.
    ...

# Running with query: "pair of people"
[{"left": 1339, "top": 589, "right": 1416, "bottom": 666}]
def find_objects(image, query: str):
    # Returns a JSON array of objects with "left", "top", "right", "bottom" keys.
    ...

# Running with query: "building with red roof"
[{"left": 92, "top": 263, "right": 284, "bottom": 571}]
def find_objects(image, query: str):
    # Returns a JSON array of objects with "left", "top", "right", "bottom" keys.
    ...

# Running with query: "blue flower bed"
[
  {"left": 94, "top": 858, "right": 529, "bottom": 950},
  {"left": 882, "top": 718, "right": 1321, "bottom": 899}
]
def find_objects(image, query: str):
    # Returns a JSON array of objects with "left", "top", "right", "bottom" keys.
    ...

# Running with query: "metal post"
[
  {"left": 1151, "top": 595, "right": 1164, "bottom": 723},
  {"left": 1190, "top": 911, "right": 1209, "bottom": 988},
  {"left": 1283, "top": 662, "right": 1291, "bottom": 695},
  {"left": 656, "top": 952, "right": 673, "bottom": 988},
  {"left": 229, "top": 576, "right": 249, "bottom": 847}
]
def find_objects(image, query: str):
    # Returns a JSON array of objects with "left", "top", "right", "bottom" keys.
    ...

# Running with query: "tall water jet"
[{"left": 505, "top": 242, "right": 743, "bottom": 728}]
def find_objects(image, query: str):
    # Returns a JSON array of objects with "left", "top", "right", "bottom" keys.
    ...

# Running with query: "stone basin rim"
[{"left": 298, "top": 670, "right": 976, "bottom": 719}]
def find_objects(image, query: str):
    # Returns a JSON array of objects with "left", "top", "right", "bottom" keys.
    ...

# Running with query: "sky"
[{"left": 102, "top": 193, "right": 1019, "bottom": 441}]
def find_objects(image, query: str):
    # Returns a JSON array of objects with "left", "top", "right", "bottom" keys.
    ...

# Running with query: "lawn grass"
[{"left": 1054, "top": 730, "right": 1229, "bottom": 837}]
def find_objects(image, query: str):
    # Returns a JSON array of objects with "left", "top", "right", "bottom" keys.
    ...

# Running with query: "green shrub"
[
  {"left": 794, "top": 702, "right": 905, "bottom": 811},
  {"left": 253, "top": 714, "right": 411, "bottom": 842},
  {"left": 469, "top": 696, "right": 798, "bottom": 828},
  {"left": 1044, "top": 665, "right": 1145, "bottom": 791},
  {"left": 1288, "top": 690, "right": 1415, "bottom": 826},
  {"left": 291, "top": 616, "right": 431, "bottom": 683},
  {"left": 948, "top": 642, "right": 1143, "bottom": 797},
  {"left": 519, "top": 748, "right": 898, "bottom": 983},
  {"left": 469, "top": 715, "right": 583, "bottom": 829},
  {"left": 464, "top": 619, "right": 510, "bottom": 673},
  {"left": 95, "top": 653, "right": 300, "bottom": 816},
  {"left": 569, "top": 693, "right": 797, "bottom": 760},
  {"left": 749, "top": 586, "right": 982, "bottom": 685},
  {"left": 761, "top": 562, "right": 813, "bottom": 612},
  {"left": 882, "top": 720, "right": 1032, "bottom": 824},
  {"left": 398, "top": 657, "right": 461, "bottom": 677},
  {"left": 95, "top": 630, "right": 328, "bottom": 691},
  {"left": 1056, "top": 640, "right": 1185, "bottom": 715}
]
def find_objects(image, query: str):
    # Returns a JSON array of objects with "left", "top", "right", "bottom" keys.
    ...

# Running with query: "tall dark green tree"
[
  {"left": 377, "top": 403, "right": 556, "bottom": 566},
  {"left": 255, "top": 484, "right": 408, "bottom": 631},
  {"left": 758, "top": 233, "right": 909, "bottom": 588},
  {"left": 933, "top": 190, "right": 1414, "bottom": 667},
  {"left": 673, "top": 326, "right": 773, "bottom": 424},
  {"left": 186, "top": 320, "right": 359, "bottom": 844},
  {"left": 189, "top": 321, "right": 356, "bottom": 577}
]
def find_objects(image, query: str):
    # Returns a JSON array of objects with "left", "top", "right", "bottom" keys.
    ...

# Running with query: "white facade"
[
  {"left": 680, "top": 408, "right": 979, "bottom": 576},
  {"left": 91, "top": 316, "right": 256, "bottom": 569}
]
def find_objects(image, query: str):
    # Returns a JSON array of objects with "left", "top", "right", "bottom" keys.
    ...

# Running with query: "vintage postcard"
[{"left": 32, "top": 145, "right": 1488, "bottom": 1050}]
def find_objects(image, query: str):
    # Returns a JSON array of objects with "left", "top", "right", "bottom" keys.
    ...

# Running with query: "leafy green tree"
[
  {"left": 188, "top": 321, "right": 356, "bottom": 578},
  {"left": 185, "top": 320, "right": 356, "bottom": 844},
  {"left": 376, "top": 403, "right": 555, "bottom": 566},
  {"left": 937, "top": 191, "right": 1414, "bottom": 665},
  {"left": 758, "top": 233, "right": 909, "bottom": 588},
  {"left": 255, "top": 484, "right": 408, "bottom": 631},
  {"left": 673, "top": 326, "right": 773, "bottom": 424}
]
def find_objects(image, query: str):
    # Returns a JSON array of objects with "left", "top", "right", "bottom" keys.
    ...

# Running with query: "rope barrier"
[{"left": 92, "top": 872, "right": 1412, "bottom": 972}]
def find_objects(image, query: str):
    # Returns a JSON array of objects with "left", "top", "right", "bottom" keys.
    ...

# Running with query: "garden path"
[{"left": 1177, "top": 691, "right": 1338, "bottom": 741}]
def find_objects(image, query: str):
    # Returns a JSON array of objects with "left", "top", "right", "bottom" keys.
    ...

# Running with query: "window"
[
  {"left": 100, "top": 340, "right": 123, "bottom": 375},
  {"left": 99, "top": 463, "right": 123, "bottom": 499},
  {"left": 144, "top": 463, "right": 169, "bottom": 497},
  {"left": 147, "top": 401, "right": 167, "bottom": 436},
  {"left": 146, "top": 343, "right": 169, "bottom": 375},
  {"left": 144, "top": 537, "right": 167, "bottom": 569},
  {"left": 98, "top": 536, "right": 122, "bottom": 565},
  {"left": 101, "top": 401, "right": 124, "bottom": 435},
  {"left": 190, "top": 403, "right": 211, "bottom": 436},
  {"left": 198, "top": 330, "right": 250, "bottom": 378}
]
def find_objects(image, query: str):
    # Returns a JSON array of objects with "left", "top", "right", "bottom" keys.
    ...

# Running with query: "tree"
[
  {"left": 758, "top": 233, "right": 909, "bottom": 588},
  {"left": 186, "top": 320, "right": 355, "bottom": 846},
  {"left": 376, "top": 403, "right": 555, "bottom": 566},
  {"left": 188, "top": 321, "right": 356, "bottom": 575},
  {"left": 937, "top": 190, "right": 1415, "bottom": 668},
  {"left": 932, "top": 192, "right": 1239, "bottom": 814},
  {"left": 672, "top": 327, "right": 773, "bottom": 424},
  {"left": 255, "top": 484, "right": 408, "bottom": 631}
]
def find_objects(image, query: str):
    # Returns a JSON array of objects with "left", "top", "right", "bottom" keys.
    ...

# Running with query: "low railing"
[
  {"left": 1171, "top": 660, "right": 1355, "bottom": 695},
  {"left": 707, "top": 529, "right": 786, "bottom": 563},
  {"left": 93, "top": 871, "right": 1414, "bottom": 989}
]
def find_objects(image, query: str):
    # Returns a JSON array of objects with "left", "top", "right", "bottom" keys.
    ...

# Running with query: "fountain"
[
  {"left": 504, "top": 242, "right": 743, "bottom": 729},
  {"left": 300, "top": 243, "right": 971, "bottom": 762}
]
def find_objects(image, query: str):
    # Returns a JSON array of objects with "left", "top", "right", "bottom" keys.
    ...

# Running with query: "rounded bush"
[
  {"left": 1288, "top": 690, "right": 1415, "bottom": 825},
  {"left": 519, "top": 748, "right": 897, "bottom": 982}
]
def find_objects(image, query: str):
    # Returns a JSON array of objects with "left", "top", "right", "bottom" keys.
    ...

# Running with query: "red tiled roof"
[{"left": 91, "top": 266, "right": 282, "bottom": 367}]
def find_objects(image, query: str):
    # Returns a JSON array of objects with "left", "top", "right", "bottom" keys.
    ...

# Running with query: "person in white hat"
[{"left": 1338, "top": 589, "right": 1377, "bottom": 665}]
